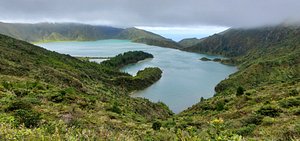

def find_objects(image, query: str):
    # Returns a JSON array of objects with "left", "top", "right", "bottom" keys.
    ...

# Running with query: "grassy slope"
[
  {"left": 0, "top": 34, "right": 173, "bottom": 140},
  {"left": 172, "top": 26, "right": 300, "bottom": 140},
  {"left": 117, "top": 27, "right": 182, "bottom": 49},
  {"left": 178, "top": 37, "right": 204, "bottom": 48}
]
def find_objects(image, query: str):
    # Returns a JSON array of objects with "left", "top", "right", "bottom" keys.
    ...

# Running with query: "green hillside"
[
  {"left": 178, "top": 37, "right": 203, "bottom": 48},
  {"left": 0, "top": 34, "right": 173, "bottom": 140},
  {"left": 173, "top": 26, "right": 300, "bottom": 140},
  {"left": 0, "top": 22, "right": 123, "bottom": 42},
  {"left": 117, "top": 27, "right": 182, "bottom": 49},
  {"left": 183, "top": 26, "right": 300, "bottom": 57},
  {"left": 0, "top": 22, "right": 181, "bottom": 49},
  {"left": 1, "top": 24, "right": 299, "bottom": 140}
]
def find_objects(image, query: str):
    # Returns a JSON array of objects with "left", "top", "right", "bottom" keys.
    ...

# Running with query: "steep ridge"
[
  {"left": 178, "top": 37, "right": 204, "bottom": 48},
  {"left": 183, "top": 26, "right": 300, "bottom": 57},
  {"left": 0, "top": 22, "right": 123, "bottom": 42},
  {"left": 0, "top": 22, "right": 181, "bottom": 49},
  {"left": 117, "top": 27, "right": 182, "bottom": 49}
]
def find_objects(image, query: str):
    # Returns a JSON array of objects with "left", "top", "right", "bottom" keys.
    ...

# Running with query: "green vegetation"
[
  {"left": 118, "top": 27, "right": 182, "bottom": 49},
  {"left": 0, "top": 22, "right": 123, "bottom": 42},
  {"left": 0, "top": 22, "right": 182, "bottom": 49},
  {"left": 152, "top": 121, "right": 162, "bottom": 130},
  {"left": 174, "top": 25, "right": 300, "bottom": 140},
  {"left": 101, "top": 51, "right": 153, "bottom": 69},
  {"left": 178, "top": 37, "right": 203, "bottom": 48},
  {"left": 0, "top": 23, "right": 300, "bottom": 140},
  {"left": 0, "top": 34, "right": 173, "bottom": 140},
  {"left": 100, "top": 51, "right": 163, "bottom": 91},
  {"left": 236, "top": 86, "right": 245, "bottom": 96},
  {"left": 133, "top": 37, "right": 181, "bottom": 49},
  {"left": 200, "top": 57, "right": 211, "bottom": 61}
]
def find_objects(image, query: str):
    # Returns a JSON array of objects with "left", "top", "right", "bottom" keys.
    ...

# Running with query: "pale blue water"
[{"left": 38, "top": 40, "right": 237, "bottom": 113}]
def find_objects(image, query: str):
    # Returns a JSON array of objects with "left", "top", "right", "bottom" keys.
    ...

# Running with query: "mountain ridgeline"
[
  {"left": 0, "top": 22, "right": 181, "bottom": 49},
  {"left": 182, "top": 26, "right": 300, "bottom": 57}
]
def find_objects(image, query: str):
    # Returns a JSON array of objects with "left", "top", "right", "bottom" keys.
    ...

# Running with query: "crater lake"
[{"left": 38, "top": 40, "right": 237, "bottom": 113}]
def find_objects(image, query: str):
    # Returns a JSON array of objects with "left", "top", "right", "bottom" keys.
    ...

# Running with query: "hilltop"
[{"left": 178, "top": 37, "right": 204, "bottom": 48}]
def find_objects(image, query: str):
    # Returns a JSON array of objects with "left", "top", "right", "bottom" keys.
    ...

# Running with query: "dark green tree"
[
  {"left": 236, "top": 86, "right": 245, "bottom": 96},
  {"left": 152, "top": 121, "right": 162, "bottom": 130}
]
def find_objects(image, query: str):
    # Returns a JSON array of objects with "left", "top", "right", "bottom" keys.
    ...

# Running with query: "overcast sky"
[{"left": 1, "top": 0, "right": 300, "bottom": 40}]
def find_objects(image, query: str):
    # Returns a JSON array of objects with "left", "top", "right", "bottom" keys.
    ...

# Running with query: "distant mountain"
[
  {"left": 0, "top": 22, "right": 181, "bottom": 49},
  {"left": 117, "top": 27, "right": 182, "bottom": 49},
  {"left": 178, "top": 37, "right": 204, "bottom": 48},
  {"left": 0, "top": 22, "right": 123, "bottom": 42},
  {"left": 182, "top": 26, "right": 300, "bottom": 57}
]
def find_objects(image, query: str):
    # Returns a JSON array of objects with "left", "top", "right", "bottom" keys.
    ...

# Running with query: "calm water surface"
[{"left": 38, "top": 40, "right": 237, "bottom": 113}]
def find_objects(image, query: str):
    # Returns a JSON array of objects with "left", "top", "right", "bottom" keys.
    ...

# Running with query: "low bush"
[
  {"left": 108, "top": 103, "right": 122, "bottom": 114},
  {"left": 236, "top": 86, "right": 245, "bottom": 96},
  {"left": 289, "top": 89, "right": 299, "bottom": 96},
  {"left": 6, "top": 99, "right": 32, "bottom": 111},
  {"left": 2, "top": 81, "right": 13, "bottom": 90},
  {"left": 215, "top": 100, "right": 225, "bottom": 111},
  {"left": 236, "top": 124, "right": 256, "bottom": 136},
  {"left": 279, "top": 97, "right": 300, "bottom": 108},
  {"left": 256, "top": 105, "right": 282, "bottom": 117},
  {"left": 152, "top": 121, "right": 162, "bottom": 130},
  {"left": 14, "top": 109, "right": 41, "bottom": 128},
  {"left": 242, "top": 114, "right": 264, "bottom": 125},
  {"left": 262, "top": 117, "right": 276, "bottom": 125}
]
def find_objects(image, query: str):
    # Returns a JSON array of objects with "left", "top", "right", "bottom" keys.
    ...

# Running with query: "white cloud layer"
[{"left": 1, "top": 0, "right": 300, "bottom": 27}]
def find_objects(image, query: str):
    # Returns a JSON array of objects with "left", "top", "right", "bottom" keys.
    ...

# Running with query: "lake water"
[{"left": 38, "top": 40, "right": 237, "bottom": 113}]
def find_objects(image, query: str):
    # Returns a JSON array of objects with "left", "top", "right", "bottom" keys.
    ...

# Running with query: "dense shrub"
[
  {"left": 101, "top": 51, "right": 153, "bottom": 69},
  {"left": 279, "top": 97, "right": 300, "bottom": 108},
  {"left": 256, "top": 105, "right": 282, "bottom": 117},
  {"left": 215, "top": 100, "right": 225, "bottom": 111},
  {"left": 111, "top": 67, "right": 162, "bottom": 91},
  {"left": 199, "top": 102, "right": 214, "bottom": 111},
  {"left": 262, "top": 117, "right": 276, "bottom": 125},
  {"left": 14, "top": 109, "right": 41, "bottom": 128},
  {"left": 152, "top": 121, "right": 162, "bottom": 130},
  {"left": 242, "top": 114, "right": 264, "bottom": 125},
  {"left": 289, "top": 89, "right": 299, "bottom": 96},
  {"left": 109, "top": 103, "right": 122, "bottom": 114},
  {"left": 6, "top": 100, "right": 32, "bottom": 111},
  {"left": 236, "top": 124, "right": 256, "bottom": 136},
  {"left": 236, "top": 86, "right": 245, "bottom": 96},
  {"left": 13, "top": 89, "right": 30, "bottom": 97},
  {"left": 2, "top": 81, "right": 13, "bottom": 90},
  {"left": 293, "top": 108, "right": 300, "bottom": 115}
]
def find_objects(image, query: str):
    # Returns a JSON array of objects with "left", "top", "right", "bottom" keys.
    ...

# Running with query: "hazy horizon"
[{"left": 1, "top": 0, "right": 300, "bottom": 41}]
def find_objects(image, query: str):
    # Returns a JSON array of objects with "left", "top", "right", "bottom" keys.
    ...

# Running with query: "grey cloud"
[{"left": 0, "top": 0, "right": 300, "bottom": 27}]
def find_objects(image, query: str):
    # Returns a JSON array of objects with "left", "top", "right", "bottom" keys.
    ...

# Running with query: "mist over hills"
[{"left": 0, "top": 22, "right": 181, "bottom": 49}]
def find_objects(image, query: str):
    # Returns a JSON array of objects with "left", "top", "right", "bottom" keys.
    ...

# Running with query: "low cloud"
[{"left": 0, "top": 0, "right": 300, "bottom": 27}]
